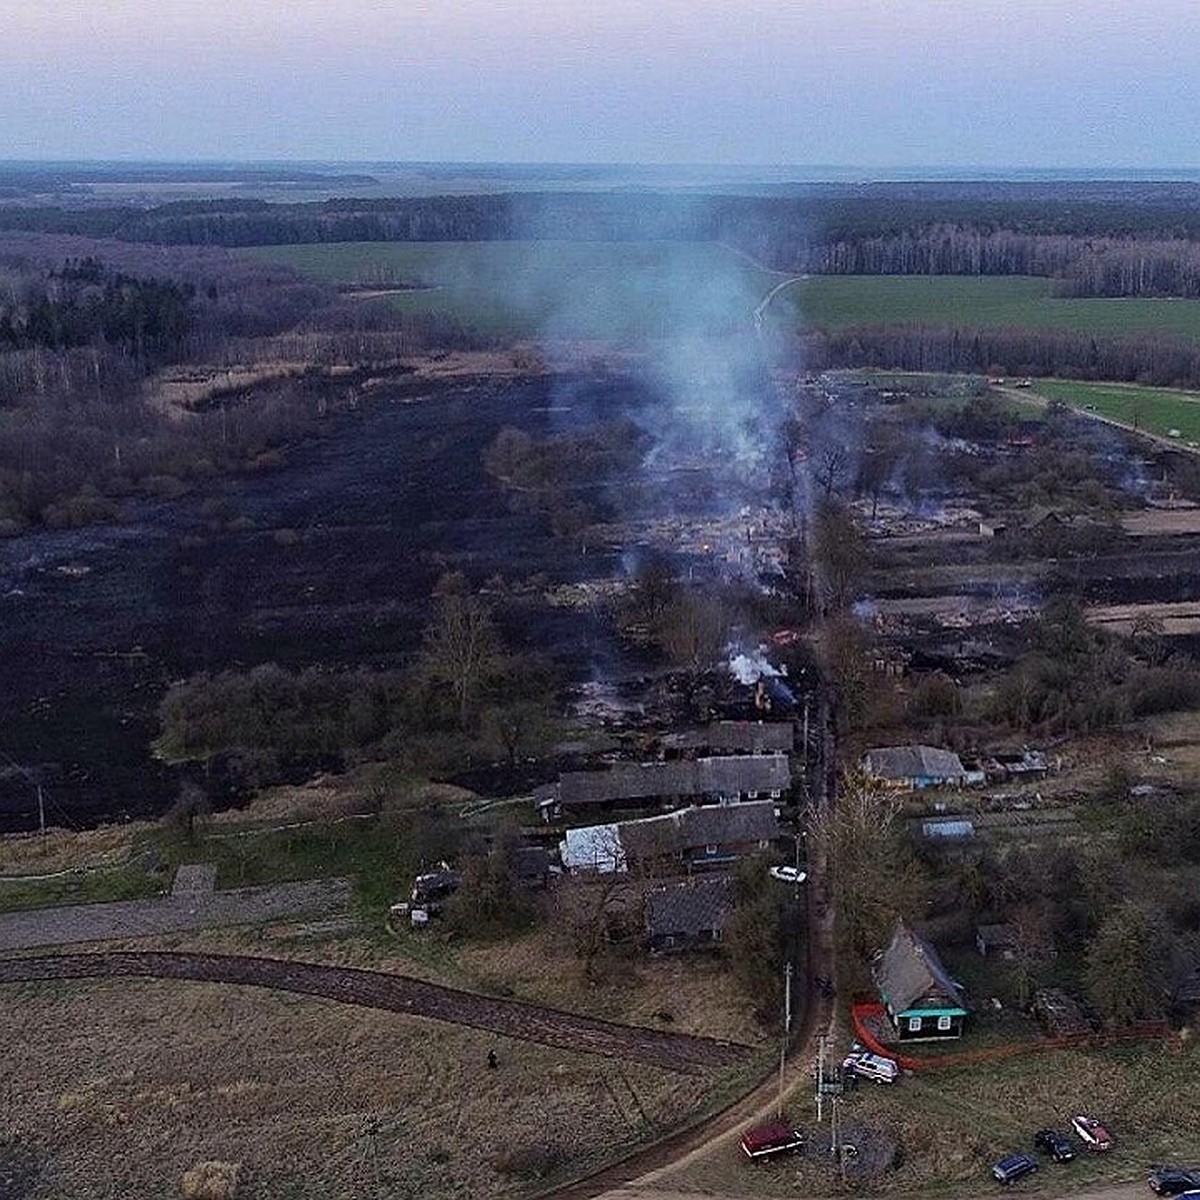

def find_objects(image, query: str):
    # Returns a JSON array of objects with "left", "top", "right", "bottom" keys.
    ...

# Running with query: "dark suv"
[
  {"left": 1149, "top": 1167, "right": 1200, "bottom": 1195},
  {"left": 992, "top": 1152, "right": 1039, "bottom": 1185},
  {"left": 1033, "top": 1129, "right": 1075, "bottom": 1162}
]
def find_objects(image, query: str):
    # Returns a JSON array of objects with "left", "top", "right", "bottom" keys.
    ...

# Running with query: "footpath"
[{"left": 0, "top": 864, "right": 352, "bottom": 950}]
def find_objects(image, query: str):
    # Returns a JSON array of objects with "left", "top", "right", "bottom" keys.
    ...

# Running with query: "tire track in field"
[{"left": 0, "top": 950, "right": 749, "bottom": 1075}]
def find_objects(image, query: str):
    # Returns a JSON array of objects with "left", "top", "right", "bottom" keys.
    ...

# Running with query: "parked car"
[
  {"left": 1033, "top": 1129, "right": 1075, "bottom": 1162},
  {"left": 1148, "top": 1167, "right": 1200, "bottom": 1195},
  {"left": 1071, "top": 1115, "right": 1113, "bottom": 1151},
  {"left": 841, "top": 1049, "right": 899, "bottom": 1085},
  {"left": 992, "top": 1152, "right": 1039, "bottom": 1184},
  {"left": 768, "top": 865, "right": 807, "bottom": 885},
  {"left": 740, "top": 1121, "right": 805, "bottom": 1161}
]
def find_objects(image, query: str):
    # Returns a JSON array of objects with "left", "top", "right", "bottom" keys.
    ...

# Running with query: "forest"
[
  {"left": 0, "top": 233, "right": 476, "bottom": 530},
  {"left": 14, "top": 185, "right": 1200, "bottom": 295}
]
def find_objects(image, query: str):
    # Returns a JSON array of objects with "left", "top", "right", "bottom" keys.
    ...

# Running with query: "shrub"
[
  {"left": 493, "top": 1143, "right": 563, "bottom": 1180},
  {"left": 180, "top": 1161, "right": 241, "bottom": 1200}
]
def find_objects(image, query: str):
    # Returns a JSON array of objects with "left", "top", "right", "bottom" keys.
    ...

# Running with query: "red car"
[
  {"left": 1071, "top": 1115, "right": 1113, "bottom": 1151},
  {"left": 740, "top": 1121, "right": 806, "bottom": 1161}
]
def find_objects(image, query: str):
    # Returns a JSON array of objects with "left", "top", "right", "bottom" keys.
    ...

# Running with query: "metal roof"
[
  {"left": 874, "top": 921, "right": 968, "bottom": 1017},
  {"left": 864, "top": 745, "right": 967, "bottom": 782},
  {"left": 549, "top": 754, "right": 791, "bottom": 808},
  {"left": 922, "top": 819, "right": 975, "bottom": 839},
  {"left": 560, "top": 824, "right": 625, "bottom": 873},
  {"left": 645, "top": 877, "right": 732, "bottom": 939}
]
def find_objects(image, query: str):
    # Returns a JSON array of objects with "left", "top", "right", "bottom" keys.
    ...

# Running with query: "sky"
[{"left": 3, "top": 0, "right": 1199, "bottom": 168}]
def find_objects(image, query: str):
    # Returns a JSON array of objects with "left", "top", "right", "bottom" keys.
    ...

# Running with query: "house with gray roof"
[
  {"left": 559, "top": 801, "right": 780, "bottom": 876},
  {"left": 535, "top": 754, "right": 790, "bottom": 820},
  {"left": 644, "top": 877, "right": 732, "bottom": 952},
  {"left": 873, "top": 921, "right": 969, "bottom": 1040},
  {"left": 862, "top": 745, "right": 970, "bottom": 790},
  {"left": 662, "top": 721, "right": 794, "bottom": 758}
]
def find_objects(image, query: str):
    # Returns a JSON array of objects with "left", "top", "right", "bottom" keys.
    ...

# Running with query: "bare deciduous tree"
[{"left": 418, "top": 592, "right": 504, "bottom": 730}]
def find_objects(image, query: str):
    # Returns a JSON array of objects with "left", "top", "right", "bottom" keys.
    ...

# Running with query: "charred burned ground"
[
  {"left": 847, "top": 378, "right": 1200, "bottom": 674},
  {"left": 0, "top": 347, "right": 821, "bottom": 833},
  {"left": 0, "top": 368, "right": 654, "bottom": 831}
]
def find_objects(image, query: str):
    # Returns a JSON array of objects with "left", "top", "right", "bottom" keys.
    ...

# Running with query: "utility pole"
[
  {"left": 815, "top": 1034, "right": 825, "bottom": 1124},
  {"left": 783, "top": 961, "right": 793, "bottom": 1034},
  {"left": 36, "top": 781, "right": 45, "bottom": 835},
  {"left": 776, "top": 1039, "right": 786, "bottom": 1116}
]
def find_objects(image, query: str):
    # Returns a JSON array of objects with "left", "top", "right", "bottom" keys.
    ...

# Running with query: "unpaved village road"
[
  {"left": 594, "top": 1187, "right": 1149, "bottom": 1200},
  {"left": 0, "top": 950, "right": 749, "bottom": 1075}
]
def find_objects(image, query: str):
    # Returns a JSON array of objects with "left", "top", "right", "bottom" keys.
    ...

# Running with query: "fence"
[{"left": 850, "top": 1001, "right": 1168, "bottom": 1071}]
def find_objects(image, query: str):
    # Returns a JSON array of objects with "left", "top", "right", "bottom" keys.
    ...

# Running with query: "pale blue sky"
[{"left": 3, "top": 0, "right": 1198, "bottom": 166}]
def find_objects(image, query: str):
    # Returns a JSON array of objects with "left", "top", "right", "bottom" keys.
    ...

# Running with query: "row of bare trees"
[{"left": 798, "top": 324, "right": 1200, "bottom": 390}]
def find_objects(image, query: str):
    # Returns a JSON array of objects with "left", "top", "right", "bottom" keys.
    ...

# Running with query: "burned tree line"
[
  {"left": 0, "top": 234, "right": 485, "bottom": 531},
  {"left": 155, "top": 582, "right": 561, "bottom": 791}
]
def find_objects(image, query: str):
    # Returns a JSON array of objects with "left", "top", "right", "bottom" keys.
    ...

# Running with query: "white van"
[{"left": 841, "top": 1049, "right": 899, "bottom": 1084}]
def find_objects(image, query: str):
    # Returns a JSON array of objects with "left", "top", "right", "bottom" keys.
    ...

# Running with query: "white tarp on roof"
[{"left": 560, "top": 823, "right": 626, "bottom": 874}]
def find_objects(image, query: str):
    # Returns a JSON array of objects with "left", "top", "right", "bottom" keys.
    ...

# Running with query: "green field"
[
  {"left": 1029, "top": 378, "right": 1200, "bottom": 443},
  {"left": 781, "top": 274, "right": 1200, "bottom": 341},
  {"left": 249, "top": 240, "right": 775, "bottom": 339},
  {"left": 252, "top": 242, "right": 1200, "bottom": 347}
]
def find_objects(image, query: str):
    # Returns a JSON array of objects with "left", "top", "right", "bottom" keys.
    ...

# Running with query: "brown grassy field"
[
  {"left": 1085, "top": 600, "right": 1200, "bottom": 636},
  {"left": 666, "top": 1037, "right": 1200, "bottom": 1198},
  {"left": 1, "top": 976, "right": 718, "bottom": 1200},
  {"left": 457, "top": 926, "right": 767, "bottom": 1046},
  {"left": 1121, "top": 508, "right": 1200, "bottom": 537}
]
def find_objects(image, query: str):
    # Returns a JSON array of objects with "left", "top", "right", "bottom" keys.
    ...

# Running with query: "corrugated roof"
[
  {"left": 565, "top": 801, "right": 781, "bottom": 873},
  {"left": 874, "top": 921, "right": 968, "bottom": 1017},
  {"left": 864, "top": 745, "right": 967, "bottom": 782},
  {"left": 676, "top": 802, "right": 781, "bottom": 848},
  {"left": 663, "top": 721, "right": 794, "bottom": 755},
  {"left": 645, "top": 877, "right": 733, "bottom": 939},
  {"left": 922, "top": 819, "right": 975, "bottom": 839},
  {"left": 552, "top": 755, "right": 791, "bottom": 808}
]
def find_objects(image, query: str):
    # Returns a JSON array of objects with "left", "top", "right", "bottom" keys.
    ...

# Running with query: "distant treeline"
[
  {"left": 15, "top": 189, "right": 1200, "bottom": 295},
  {"left": 799, "top": 325, "right": 1200, "bottom": 390}
]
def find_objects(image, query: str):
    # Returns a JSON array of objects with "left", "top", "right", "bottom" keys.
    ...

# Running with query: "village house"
[
  {"left": 534, "top": 754, "right": 791, "bottom": 821},
  {"left": 862, "top": 745, "right": 975, "bottom": 791},
  {"left": 644, "top": 876, "right": 732, "bottom": 952},
  {"left": 975, "top": 922, "right": 1019, "bottom": 959},
  {"left": 873, "top": 921, "right": 969, "bottom": 1041},
  {"left": 559, "top": 800, "right": 781, "bottom": 876},
  {"left": 982, "top": 749, "right": 1049, "bottom": 783},
  {"left": 661, "top": 720, "right": 794, "bottom": 759}
]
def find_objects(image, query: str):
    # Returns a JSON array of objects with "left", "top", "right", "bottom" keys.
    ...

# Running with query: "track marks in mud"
[{"left": 0, "top": 951, "right": 749, "bottom": 1075}]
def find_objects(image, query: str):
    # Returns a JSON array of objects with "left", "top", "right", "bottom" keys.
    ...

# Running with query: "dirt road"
[
  {"left": 591, "top": 1187, "right": 1150, "bottom": 1200},
  {"left": 0, "top": 950, "right": 748, "bottom": 1075}
]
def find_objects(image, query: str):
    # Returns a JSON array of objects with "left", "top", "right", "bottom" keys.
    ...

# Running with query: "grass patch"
[
  {"left": 0, "top": 862, "right": 161, "bottom": 913},
  {"left": 673, "top": 1035, "right": 1199, "bottom": 1197},
  {"left": 1029, "top": 378, "right": 1200, "bottom": 443},
  {"left": 145, "top": 817, "right": 412, "bottom": 922},
  {"left": 773, "top": 275, "right": 1200, "bottom": 343},
  {"left": 1, "top": 975, "right": 722, "bottom": 1199},
  {"left": 254, "top": 246, "right": 1200, "bottom": 349}
]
